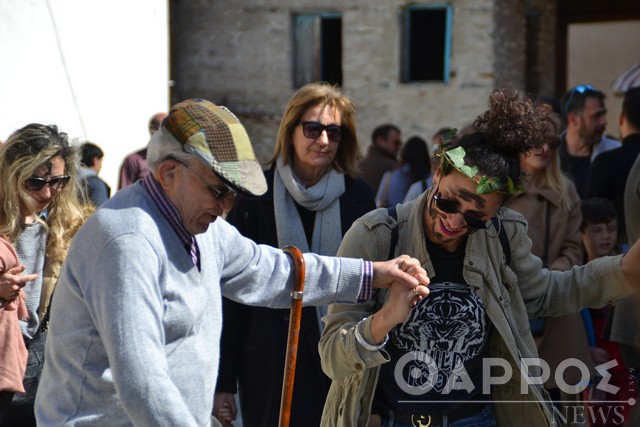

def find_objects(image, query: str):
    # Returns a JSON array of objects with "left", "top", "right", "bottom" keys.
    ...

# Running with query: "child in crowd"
[{"left": 581, "top": 197, "right": 636, "bottom": 426}]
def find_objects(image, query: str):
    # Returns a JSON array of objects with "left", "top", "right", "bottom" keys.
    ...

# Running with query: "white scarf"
[
  {"left": 274, "top": 157, "right": 344, "bottom": 256},
  {"left": 274, "top": 158, "right": 345, "bottom": 329}
]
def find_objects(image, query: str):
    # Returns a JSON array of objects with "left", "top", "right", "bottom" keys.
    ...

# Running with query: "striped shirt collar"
[{"left": 141, "top": 174, "right": 200, "bottom": 267}]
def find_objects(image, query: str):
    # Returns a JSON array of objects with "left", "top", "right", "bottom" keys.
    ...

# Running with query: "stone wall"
[{"left": 170, "top": 0, "right": 545, "bottom": 160}]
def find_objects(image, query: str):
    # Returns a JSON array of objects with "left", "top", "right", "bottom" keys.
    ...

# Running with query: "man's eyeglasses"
[
  {"left": 563, "top": 84, "right": 595, "bottom": 115},
  {"left": 24, "top": 175, "right": 71, "bottom": 191},
  {"left": 433, "top": 191, "right": 488, "bottom": 230},
  {"left": 300, "top": 121, "right": 342, "bottom": 143},
  {"left": 177, "top": 160, "right": 235, "bottom": 201}
]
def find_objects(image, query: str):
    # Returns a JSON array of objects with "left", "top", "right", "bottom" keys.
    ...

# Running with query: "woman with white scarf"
[{"left": 214, "top": 82, "right": 375, "bottom": 427}]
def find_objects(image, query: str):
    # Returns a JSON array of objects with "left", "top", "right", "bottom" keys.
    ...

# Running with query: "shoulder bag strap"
[
  {"left": 492, "top": 217, "right": 511, "bottom": 267},
  {"left": 387, "top": 207, "right": 399, "bottom": 260}
]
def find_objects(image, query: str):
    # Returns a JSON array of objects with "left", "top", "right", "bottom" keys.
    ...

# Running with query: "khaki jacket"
[{"left": 319, "top": 193, "right": 633, "bottom": 427}]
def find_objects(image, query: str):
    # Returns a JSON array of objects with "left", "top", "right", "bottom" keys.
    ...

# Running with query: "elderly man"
[{"left": 34, "top": 99, "right": 428, "bottom": 426}]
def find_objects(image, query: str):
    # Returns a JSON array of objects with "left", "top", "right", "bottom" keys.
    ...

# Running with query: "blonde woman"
[
  {"left": 215, "top": 82, "right": 375, "bottom": 427},
  {"left": 505, "top": 108, "right": 591, "bottom": 420},
  {"left": 0, "top": 124, "right": 89, "bottom": 426},
  {"left": 507, "top": 111, "right": 583, "bottom": 270}
]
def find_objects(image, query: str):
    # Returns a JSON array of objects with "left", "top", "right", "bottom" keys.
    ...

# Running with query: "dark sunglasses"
[
  {"left": 433, "top": 192, "right": 488, "bottom": 230},
  {"left": 24, "top": 175, "right": 71, "bottom": 191},
  {"left": 300, "top": 121, "right": 342, "bottom": 143},
  {"left": 563, "top": 84, "right": 595, "bottom": 115}
]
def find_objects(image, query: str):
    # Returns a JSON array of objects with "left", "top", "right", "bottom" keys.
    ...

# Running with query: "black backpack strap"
[
  {"left": 387, "top": 207, "right": 399, "bottom": 260},
  {"left": 492, "top": 217, "right": 511, "bottom": 267}
]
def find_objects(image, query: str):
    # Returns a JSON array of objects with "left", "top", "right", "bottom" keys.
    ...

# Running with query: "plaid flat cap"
[{"left": 164, "top": 99, "right": 267, "bottom": 197}]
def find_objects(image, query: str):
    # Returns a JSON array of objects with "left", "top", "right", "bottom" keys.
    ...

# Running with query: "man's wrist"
[{"left": 357, "top": 260, "right": 373, "bottom": 302}]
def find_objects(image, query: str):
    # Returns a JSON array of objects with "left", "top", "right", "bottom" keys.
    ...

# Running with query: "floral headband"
[{"left": 439, "top": 144, "right": 522, "bottom": 196}]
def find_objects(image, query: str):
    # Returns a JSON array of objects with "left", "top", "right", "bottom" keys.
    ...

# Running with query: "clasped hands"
[{"left": 370, "top": 255, "right": 430, "bottom": 344}]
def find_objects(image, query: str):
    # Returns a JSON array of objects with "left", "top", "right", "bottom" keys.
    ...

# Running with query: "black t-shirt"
[
  {"left": 558, "top": 137, "right": 591, "bottom": 199},
  {"left": 373, "top": 236, "right": 491, "bottom": 416}
]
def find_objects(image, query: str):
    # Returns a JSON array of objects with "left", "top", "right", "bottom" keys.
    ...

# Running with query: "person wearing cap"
[{"left": 33, "top": 99, "right": 429, "bottom": 426}]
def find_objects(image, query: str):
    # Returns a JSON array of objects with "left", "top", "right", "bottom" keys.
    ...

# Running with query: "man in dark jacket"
[
  {"left": 586, "top": 86, "right": 640, "bottom": 250},
  {"left": 358, "top": 124, "right": 401, "bottom": 193},
  {"left": 79, "top": 142, "right": 111, "bottom": 206}
]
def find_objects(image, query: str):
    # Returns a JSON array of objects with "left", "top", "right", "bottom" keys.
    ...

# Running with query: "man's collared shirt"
[{"left": 141, "top": 174, "right": 200, "bottom": 268}]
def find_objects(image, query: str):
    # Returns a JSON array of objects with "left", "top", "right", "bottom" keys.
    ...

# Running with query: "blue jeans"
[{"left": 381, "top": 404, "right": 496, "bottom": 427}]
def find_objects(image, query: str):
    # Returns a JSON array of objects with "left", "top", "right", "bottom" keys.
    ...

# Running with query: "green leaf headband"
[{"left": 439, "top": 146, "right": 521, "bottom": 196}]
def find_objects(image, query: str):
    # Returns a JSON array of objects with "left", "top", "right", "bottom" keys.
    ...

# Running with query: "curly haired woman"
[
  {"left": 0, "top": 124, "right": 90, "bottom": 426},
  {"left": 318, "top": 89, "right": 640, "bottom": 427}
]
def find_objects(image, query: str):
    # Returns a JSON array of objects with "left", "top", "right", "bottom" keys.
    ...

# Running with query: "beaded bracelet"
[{"left": 354, "top": 317, "right": 389, "bottom": 351}]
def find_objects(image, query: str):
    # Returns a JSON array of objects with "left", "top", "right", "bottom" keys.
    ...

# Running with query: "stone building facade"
[{"left": 169, "top": 0, "right": 557, "bottom": 160}]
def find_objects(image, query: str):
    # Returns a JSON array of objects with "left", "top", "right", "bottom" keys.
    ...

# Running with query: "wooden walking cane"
[{"left": 278, "top": 245, "right": 306, "bottom": 427}]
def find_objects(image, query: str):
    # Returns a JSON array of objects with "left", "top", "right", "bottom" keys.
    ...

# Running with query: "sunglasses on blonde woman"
[
  {"left": 300, "top": 121, "right": 342, "bottom": 143},
  {"left": 24, "top": 175, "right": 71, "bottom": 191}
]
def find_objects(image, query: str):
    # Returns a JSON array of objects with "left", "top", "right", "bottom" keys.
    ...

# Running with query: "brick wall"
[{"left": 171, "top": 0, "right": 545, "bottom": 160}]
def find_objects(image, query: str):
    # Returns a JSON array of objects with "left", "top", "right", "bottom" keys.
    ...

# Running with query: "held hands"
[
  {"left": 372, "top": 255, "right": 430, "bottom": 292},
  {"left": 0, "top": 265, "right": 39, "bottom": 300},
  {"left": 369, "top": 255, "right": 430, "bottom": 343},
  {"left": 212, "top": 392, "right": 237, "bottom": 427}
]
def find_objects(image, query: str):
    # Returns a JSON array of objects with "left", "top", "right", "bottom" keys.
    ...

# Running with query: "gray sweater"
[
  {"left": 15, "top": 221, "right": 46, "bottom": 338},
  {"left": 35, "top": 183, "right": 364, "bottom": 426}
]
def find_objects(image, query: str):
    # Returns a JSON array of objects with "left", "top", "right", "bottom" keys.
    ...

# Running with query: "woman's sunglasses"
[
  {"left": 24, "top": 175, "right": 71, "bottom": 191},
  {"left": 300, "top": 121, "right": 342, "bottom": 143},
  {"left": 433, "top": 191, "right": 488, "bottom": 230}
]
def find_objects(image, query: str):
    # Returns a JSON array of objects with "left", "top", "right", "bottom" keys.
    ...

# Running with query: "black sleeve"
[
  {"left": 585, "top": 154, "right": 611, "bottom": 200},
  {"left": 216, "top": 297, "right": 248, "bottom": 393}
]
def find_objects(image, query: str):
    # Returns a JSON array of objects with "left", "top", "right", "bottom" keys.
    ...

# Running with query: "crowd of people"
[{"left": 0, "top": 82, "right": 639, "bottom": 427}]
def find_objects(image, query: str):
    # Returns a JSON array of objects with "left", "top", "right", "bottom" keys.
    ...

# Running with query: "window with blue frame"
[
  {"left": 292, "top": 12, "right": 342, "bottom": 88},
  {"left": 401, "top": 5, "right": 452, "bottom": 83}
]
